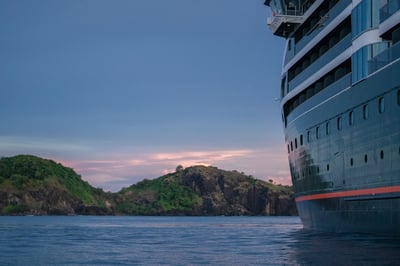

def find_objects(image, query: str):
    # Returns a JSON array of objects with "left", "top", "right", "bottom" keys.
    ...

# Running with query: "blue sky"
[{"left": 0, "top": 0, "right": 288, "bottom": 191}]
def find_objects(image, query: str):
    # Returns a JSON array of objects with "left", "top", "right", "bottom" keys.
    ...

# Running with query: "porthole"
[
  {"left": 327, "top": 164, "right": 330, "bottom": 171},
  {"left": 380, "top": 150, "right": 384, "bottom": 159},
  {"left": 316, "top": 126, "right": 320, "bottom": 139},
  {"left": 379, "top": 97, "right": 385, "bottom": 113},
  {"left": 307, "top": 131, "right": 311, "bottom": 143},
  {"left": 364, "top": 154, "right": 368, "bottom": 163},
  {"left": 287, "top": 145, "right": 290, "bottom": 154},
  {"left": 350, "top": 158, "right": 354, "bottom": 166},
  {"left": 363, "top": 104, "right": 369, "bottom": 120},
  {"left": 291, "top": 141, "right": 293, "bottom": 151},
  {"left": 300, "top": 134, "right": 304, "bottom": 146},
  {"left": 337, "top": 117, "right": 342, "bottom": 130},
  {"left": 295, "top": 138, "right": 298, "bottom": 149}
]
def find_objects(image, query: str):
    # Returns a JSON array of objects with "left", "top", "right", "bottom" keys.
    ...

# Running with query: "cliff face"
[
  {"left": 117, "top": 166, "right": 297, "bottom": 216},
  {"left": 180, "top": 166, "right": 296, "bottom": 215},
  {"left": 0, "top": 155, "right": 297, "bottom": 216}
]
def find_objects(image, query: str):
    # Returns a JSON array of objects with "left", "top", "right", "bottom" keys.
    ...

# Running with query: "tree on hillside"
[{"left": 176, "top": 165, "right": 184, "bottom": 172}]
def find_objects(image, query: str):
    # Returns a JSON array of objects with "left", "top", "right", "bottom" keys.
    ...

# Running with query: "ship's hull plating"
[{"left": 287, "top": 58, "right": 400, "bottom": 234}]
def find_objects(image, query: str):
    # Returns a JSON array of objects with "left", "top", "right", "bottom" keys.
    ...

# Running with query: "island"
[{"left": 0, "top": 155, "right": 297, "bottom": 216}]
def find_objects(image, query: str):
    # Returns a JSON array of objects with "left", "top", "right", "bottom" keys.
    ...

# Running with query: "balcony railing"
[
  {"left": 368, "top": 41, "right": 400, "bottom": 74},
  {"left": 287, "top": 33, "right": 352, "bottom": 92},
  {"left": 380, "top": 0, "right": 400, "bottom": 23},
  {"left": 285, "top": 0, "right": 351, "bottom": 64},
  {"left": 266, "top": 0, "right": 317, "bottom": 37}
]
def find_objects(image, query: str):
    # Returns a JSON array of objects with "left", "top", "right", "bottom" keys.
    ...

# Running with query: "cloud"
[
  {"left": 60, "top": 148, "right": 258, "bottom": 191},
  {"left": 0, "top": 136, "right": 91, "bottom": 155},
  {"left": 65, "top": 147, "right": 291, "bottom": 191}
]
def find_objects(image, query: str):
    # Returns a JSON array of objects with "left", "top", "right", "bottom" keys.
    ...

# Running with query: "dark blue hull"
[
  {"left": 263, "top": 0, "right": 400, "bottom": 234},
  {"left": 296, "top": 191, "right": 400, "bottom": 234},
  {"left": 286, "top": 55, "right": 400, "bottom": 234}
]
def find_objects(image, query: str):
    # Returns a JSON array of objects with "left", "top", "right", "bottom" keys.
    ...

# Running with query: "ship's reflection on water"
[{"left": 286, "top": 229, "right": 400, "bottom": 265}]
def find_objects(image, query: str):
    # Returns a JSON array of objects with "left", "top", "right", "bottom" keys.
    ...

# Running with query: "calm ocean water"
[{"left": 0, "top": 216, "right": 399, "bottom": 265}]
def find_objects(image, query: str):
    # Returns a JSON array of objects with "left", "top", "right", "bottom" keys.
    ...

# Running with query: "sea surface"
[{"left": 0, "top": 216, "right": 399, "bottom": 265}]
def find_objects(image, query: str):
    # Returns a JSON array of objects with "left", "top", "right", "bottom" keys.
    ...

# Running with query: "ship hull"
[
  {"left": 296, "top": 192, "right": 400, "bottom": 234},
  {"left": 286, "top": 56, "right": 400, "bottom": 234}
]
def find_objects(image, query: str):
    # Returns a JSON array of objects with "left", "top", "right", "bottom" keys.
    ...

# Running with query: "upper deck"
[
  {"left": 264, "top": 0, "right": 318, "bottom": 38},
  {"left": 264, "top": 0, "right": 400, "bottom": 129}
]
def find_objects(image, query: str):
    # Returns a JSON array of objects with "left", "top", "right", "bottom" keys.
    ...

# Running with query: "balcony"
[
  {"left": 380, "top": 0, "right": 400, "bottom": 23},
  {"left": 286, "top": 73, "right": 351, "bottom": 125},
  {"left": 368, "top": 41, "right": 400, "bottom": 74},
  {"left": 267, "top": 14, "right": 304, "bottom": 38},
  {"left": 287, "top": 33, "right": 352, "bottom": 92},
  {"left": 264, "top": 0, "right": 316, "bottom": 37},
  {"left": 285, "top": 0, "right": 351, "bottom": 64}
]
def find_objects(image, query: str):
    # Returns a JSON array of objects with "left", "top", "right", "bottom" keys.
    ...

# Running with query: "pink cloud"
[
  {"left": 0, "top": 136, "right": 292, "bottom": 191},
  {"left": 73, "top": 147, "right": 289, "bottom": 191}
]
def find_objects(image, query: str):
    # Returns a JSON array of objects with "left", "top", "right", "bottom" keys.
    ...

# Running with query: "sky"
[{"left": 0, "top": 0, "right": 288, "bottom": 191}]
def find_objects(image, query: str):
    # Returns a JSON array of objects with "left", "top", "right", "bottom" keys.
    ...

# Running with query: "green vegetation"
[
  {"left": 2, "top": 203, "right": 28, "bottom": 215},
  {"left": 118, "top": 175, "right": 202, "bottom": 214},
  {"left": 0, "top": 155, "right": 103, "bottom": 205}
]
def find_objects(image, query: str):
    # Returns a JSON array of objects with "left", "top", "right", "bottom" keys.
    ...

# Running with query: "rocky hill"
[
  {"left": 0, "top": 155, "right": 297, "bottom": 216},
  {"left": 117, "top": 165, "right": 297, "bottom": 216}
]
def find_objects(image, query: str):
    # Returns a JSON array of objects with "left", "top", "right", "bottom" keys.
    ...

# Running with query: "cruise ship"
[{"left": 263, "top": 0, "right": 400, "bottom": 233}]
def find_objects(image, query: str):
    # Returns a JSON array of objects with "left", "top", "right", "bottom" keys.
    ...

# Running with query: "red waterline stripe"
[{"left": 295, "top": 185, "right": 400, "bottom": 202}]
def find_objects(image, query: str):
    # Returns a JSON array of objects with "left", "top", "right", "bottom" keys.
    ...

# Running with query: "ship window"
[
  {"left": 380, "top": 150, "right": 384, "bottom": 159},
  {"left": 326, "top": 122, "right": 330, "bottom": 135},
  {"left": 281, "top": 77, "right": 286, "bottom": 98},
  {"left": 307, "top": 131, "right": 311, "bottom": 143},
  {"left": 365, "top": 154, "right": 368, "bottom": 163},
  {"left": 327, "top": 164, "right": 330, "bottom": 171},
  {"left": 363, "top": 104, "right": 369, "bottom": 120},
  {"left": 379, "top": 97, "right": 385, "bottom": 113},
  {"left": 295, "top": 138, "right": 298, "bottom": 149},
  {"left": 300, "top": 134, "right": 303, "bottom": 146},
  {"left": 291, "top": 141, "right": 293, "bottom": 151},
  {"left": 350, "top": 158, "right": 354, "bottom": 166},
  {"left": 397, "top": 90, "right": 400, "bottom": 106},
  {"left": 337, "top": 117, "right": 342, "bottom": 130},
  {"left": 316, "top": 127, "right": 320, "bottom": 139},
  {"left": 349, "top": 111, "right": 354, "bottom": 125},
  {"left": 287, "top": 145, "right": 290, "bottom": 154},
  {"left": 317, "top": 167, "right": 320, "bottom": 174}
]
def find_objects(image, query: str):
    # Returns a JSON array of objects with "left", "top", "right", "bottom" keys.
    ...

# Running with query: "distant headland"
[{"left": 0, "top": 155, "right": 297, "bottom": 216}]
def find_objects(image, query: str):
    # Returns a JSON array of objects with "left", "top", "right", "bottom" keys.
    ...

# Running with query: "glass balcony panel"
[
  {"left": 380, "top": 0, "right": 400, "bottom": 23},
  {"left": 286, "top": 73, "right": 351, "bottom": 124},
  {"left": 289, "top": 0, "right": 351, "bottom": 61},
  {"left": 368, "top": 41, "right": 400, "bottom": 74},
  {"left": 287, "top": 33, "right": 351, "bottom": 92}
]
